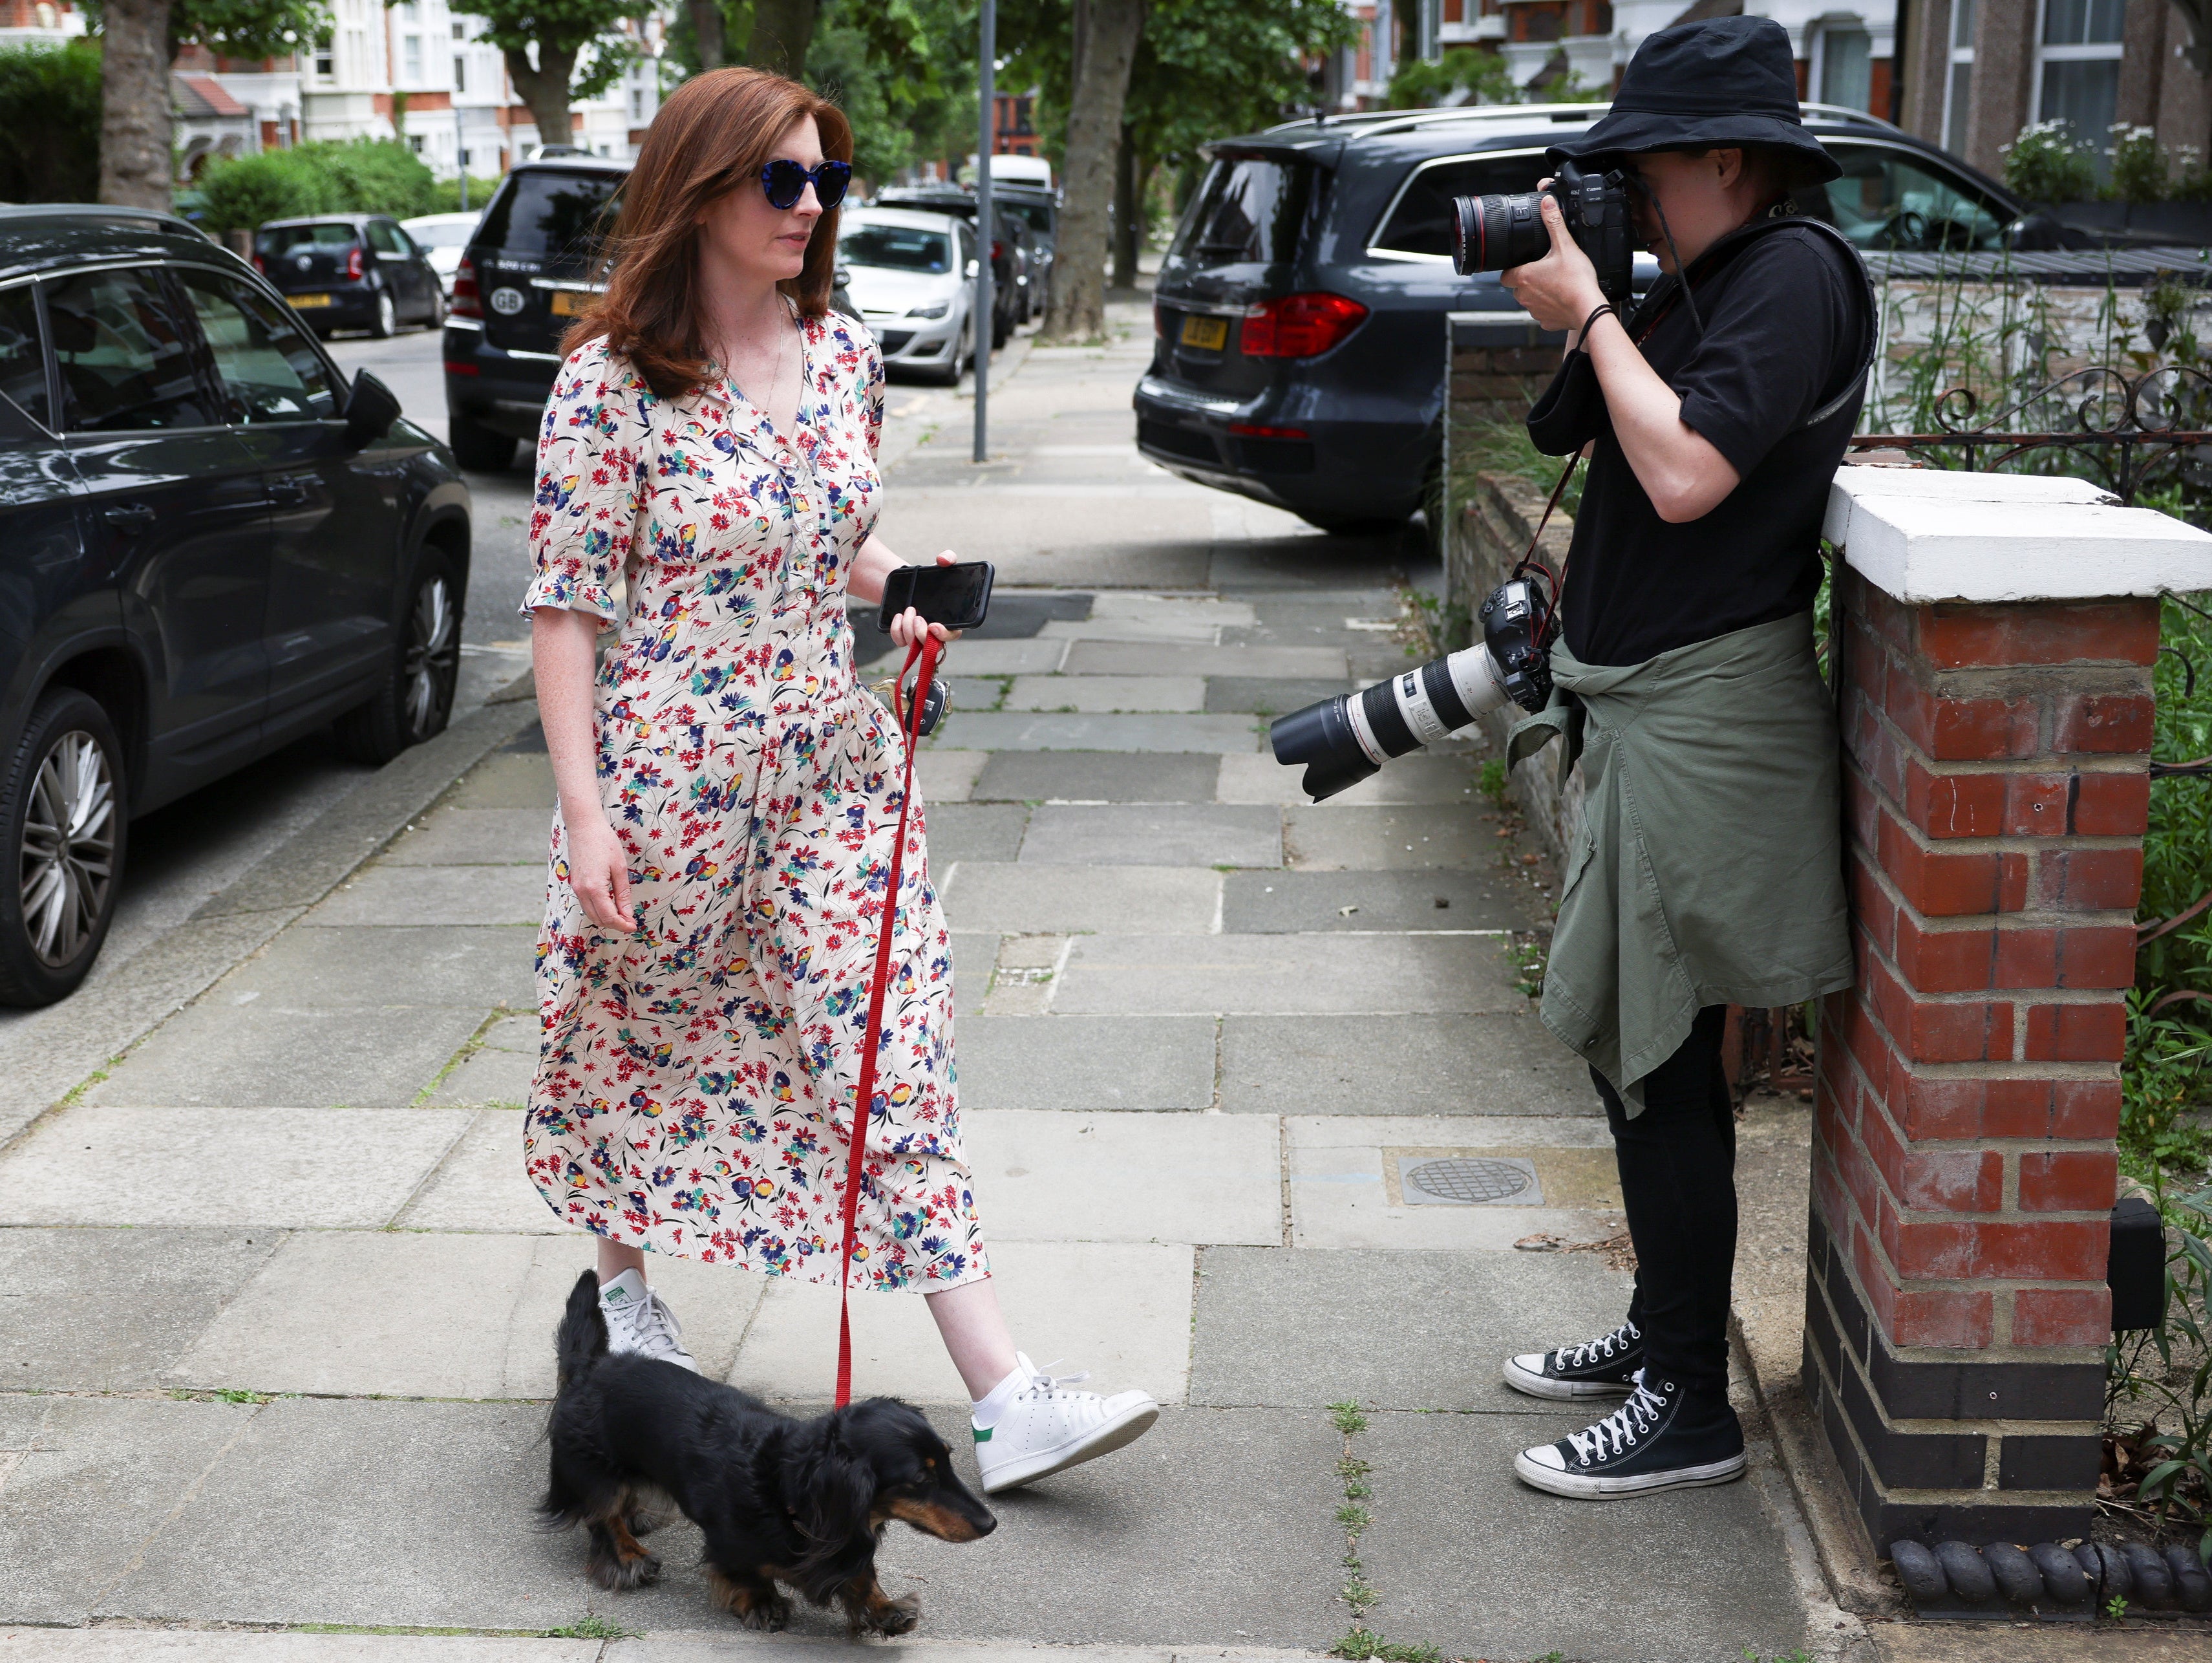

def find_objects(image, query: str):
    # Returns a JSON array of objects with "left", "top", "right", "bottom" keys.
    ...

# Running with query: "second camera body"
[{"left": 1450, "top": 160, "right": 1637, "bottom": 312}]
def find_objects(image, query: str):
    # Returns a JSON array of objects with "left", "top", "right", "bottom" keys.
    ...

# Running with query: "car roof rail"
[
  {"left": 1798, "top": 101, "right": 1904, "bottom": 133},
  {"left": 1260, "top": 98, "right": 1902, "bottom": 144}
]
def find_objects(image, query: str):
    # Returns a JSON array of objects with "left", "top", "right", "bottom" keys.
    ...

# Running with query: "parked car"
[
  {"left": 838, "top": 207, "right": 979, "bottom": 386},
  {"left": 1136, "top": 101, "right": 2051, "bottom": 537},
  {"left": 988, "top": 182, "right": 1061, "bottom": 317},
  {"left": 0, "top": 204, "right": 471, "bottom": 1005},
  {"left": 873, "top": 184, "right": 1026, "bottom": 341},
  {"left": 443, "top": 155, "right": 628, "bottom": 471},
  {"left": 400, "top": 209, "right": 484, "bottom": 297},
  {"left": 253, "top": 213, "right": 445, "bottom": 338}
]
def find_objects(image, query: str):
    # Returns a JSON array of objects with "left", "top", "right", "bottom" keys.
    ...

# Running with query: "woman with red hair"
[{"left": 521, "top": 67, "right": 1155, "bottom": 1493}]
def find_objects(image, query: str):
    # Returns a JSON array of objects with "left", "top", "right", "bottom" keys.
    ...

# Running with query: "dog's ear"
[{"left": 788, "top": 1421, "right": 878, "bottom": 1580}]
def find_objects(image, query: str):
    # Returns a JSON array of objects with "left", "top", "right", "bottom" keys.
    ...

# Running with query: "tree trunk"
[
  {"left": 1045, "top": 0, "right": 1144, "bottom": 341},
  {"left": 690, "top": 0, "right": 726, "bottom": 70},
  {"left": 1111, "top": 123, "right": 1139, "bottom": 292},
  {"left": 98, "top": 0, "right": 174, "bottom": 209},
  {"left": 505, "top": 43, "right": 578, "bottom": 155},
  {"left": 747, "top": 0, "right": 818, "bottom": 76}
]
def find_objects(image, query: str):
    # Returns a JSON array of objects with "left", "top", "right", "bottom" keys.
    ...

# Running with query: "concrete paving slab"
[
  {"left": 98, "top": 1397, "right": 590, "bottom": 1631},
  {"left": 444, "top": 750, "right": 557, "bottom": 810},
  {"left": 212, "top": 923, "right": 538, "bottom": 1008},
  {"left": 1290, "top": 1113, "right": 1613, "bottom": 1150},
  {"left": 967, "top": 1111, "right": 1279, "bottom": 1245},
  {"left": 943, "top": 676, "right": 1012, "bottom": 713},
  {"left": 0, "top": 1227, "right": 283, "bottom": 1389},
  {"left": 379, "top": 806, "right": 553, "bottom": 866},
  {"left": 1202, "top": 678, "right": 1353, "bottom": 716},
  {"left": 1019, "top": 806, "right": 1281, "bottom": 869},
  {"left": 1005, "top": 676, "right": 1207, "bottom": 713},
  {"left": 0, "top": 1396, "right": 262, "bottom": 1625},
  {"left": 1187, "top": 1245, "right": 1630, "bottom": 1413},
  {"left": 1222, "top": 871, "right": 1522, "bottom": 934},
  {"left": 308, "top": 864, "right": 548, "bottom": 926},
  {"left": 730, "top": 1240, "right": 1193, "bottom": 1406},
  {"left": 972, "top": 751, "right": 1223, "bottom": 803},
  {"left": 1038, "top": 619, "right": 1222, "bottom": 647},
  {"left": 171, "top": 1232, "right": 763, "bottom": 1398},
  {"left": 1085, "top": 593, "right": 1258, "bottom": 630},
  {"left": 424, "top": 1011, "right": 538, "bottom": 1106},
  {"left": 955, "top": 1014, "right": 1217, "bottom": 1111},
  {"left": 85, "top": 1001, "right": 494, "bottom": 1109},
  {"left": 1281, "top": 806, "right": 1491, "bottom": 870},
  {"left": 1215, "top": 752, "right": 1485, "bottom": 808},
  {"left": 1866, "top": 1627, "right": 2212, "bottom": 1662},
  {"left": 0, "top": 1638, "right": 597, "bottom": 1663},
  {"left": 0, "top": 1104, "right": 470, "bottom": 1228},
  {"left": 1284, "top": 1131, "right": 1621, "bottom": 1253},
  {"left": 918, "top": 748, "right": 990, "bottom": 802},
  {"left": 394, "top": 1109, "right": 565, "bottom": 1232},
  {"left": 943, "top": 714, "right": 1260, "bottom": 755},
  {"left": 1356, "top": 1410, "right": 1809, "bottom": 1663},
  {"left": 952, "top": 932, "right": 999, "bottom": 1014},
  {"left": 1219, "top": 1013, "right": 1600, "bottom": 1117},
  {"left": 1054, "top": 936, "right": 1522, "bottom": 1016},
  {"left": 1064, "top": 643, "right": 1348, "bottom": 679},
  {"left": 924, "top": 638, "right": 1070, "bottom": 676},
  {"left": 925, "top": 806, "right": 1032, "bottom": 864},
  {"left": 941, "top": 864, "right": 1222, "bottom": 936}
]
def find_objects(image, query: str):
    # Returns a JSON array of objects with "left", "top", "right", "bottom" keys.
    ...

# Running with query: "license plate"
[
  {"left": 549, "top": 289, "right": 590, "bottom": 317},
  {"left": 1179, "top": 314, "right": 1228, "bottom": 350},
  {"left": 286, "top": 293, "right": 332, "bottom": 309}
]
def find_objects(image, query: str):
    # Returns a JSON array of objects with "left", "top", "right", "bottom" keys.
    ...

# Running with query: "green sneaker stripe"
[{"left": 972, "top": 1425, "right": 992, "bottom": 1443}]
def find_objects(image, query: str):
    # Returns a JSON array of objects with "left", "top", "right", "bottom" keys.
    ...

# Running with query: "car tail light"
[
  {"left": 1229, "top": 422, "right": 1310, "bottom": 439},
  {"left": 444, "top": 359, "right": 479, "bottom": 376},
  {"left": 992, "top": 240, "right": 1005, "bottom": 262},
  {"left": 346, "top": 246, "right": 364, "bottom": 281},
  {"left": 1239, "top": 292, "right": 1369, "bottom": 359},
  {"left": 251, "top": 254, "right": 265, "bottom": 273},
  {"left": 1153, "top": 303, "right": 1166, "bottom": 337},
  {"left": 452, "top": 255, "right": 482, "bottom": 318}
]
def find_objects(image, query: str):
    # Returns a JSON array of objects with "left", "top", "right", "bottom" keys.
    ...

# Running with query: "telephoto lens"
[
  {"left": 1451, "top": 191, "right": 1552, "bottom": 277},
  {"left": 1269, "top": 579, "right": 1553, "bottom": 802}
]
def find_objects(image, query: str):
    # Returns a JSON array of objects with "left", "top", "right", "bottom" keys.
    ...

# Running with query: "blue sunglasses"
[{"left": 760, "top": 158, "right": 852, "bottom": 210}]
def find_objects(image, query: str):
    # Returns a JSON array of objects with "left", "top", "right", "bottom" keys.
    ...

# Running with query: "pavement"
[{"left": 6, "top": 301, "right": 2151, "bottom": 1663}]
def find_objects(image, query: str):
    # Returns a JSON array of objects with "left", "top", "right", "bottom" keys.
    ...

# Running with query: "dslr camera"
[
  {"left": 1269, "top": 579, "right": 1554, "bottom": 803},
  {"left": 1450, "top": 158, "right": 1635, "bottom": 310}
]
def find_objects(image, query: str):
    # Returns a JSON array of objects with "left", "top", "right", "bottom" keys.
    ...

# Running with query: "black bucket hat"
[{"left": 1547, "top": 15, "right": 1841, "bottom": 188}]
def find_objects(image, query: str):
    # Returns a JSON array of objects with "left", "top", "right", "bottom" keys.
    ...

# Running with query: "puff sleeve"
[{"left": 522, "top": 341, "right": 650, "bottom": 624}]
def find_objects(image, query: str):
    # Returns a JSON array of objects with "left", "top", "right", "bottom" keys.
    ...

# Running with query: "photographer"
[{"left": 1490, "top": 17, "right": 1871, "bottom": 1499}]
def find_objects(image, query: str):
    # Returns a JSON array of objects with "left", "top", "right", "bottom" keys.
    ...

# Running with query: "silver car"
[{"left": 838, "top": 207, "right": 977, "bottom": 387}]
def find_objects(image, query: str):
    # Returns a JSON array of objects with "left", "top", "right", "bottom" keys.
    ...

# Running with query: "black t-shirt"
[{"left": 1526, "top": 221, "right": 1870, "bottom": 667}]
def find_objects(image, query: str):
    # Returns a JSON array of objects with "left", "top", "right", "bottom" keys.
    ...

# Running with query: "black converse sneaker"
[
  {"left": 1512, "top": 1374, "right": 1746, "bottom": 1498},
  {"left": 1502, "top": 1318, "right": 1643, "bottom": 1400}
]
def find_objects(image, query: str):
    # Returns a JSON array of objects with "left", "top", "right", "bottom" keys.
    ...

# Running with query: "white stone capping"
[{"left": 1825, "top": 464, "right": 2212, "bottom": 603}]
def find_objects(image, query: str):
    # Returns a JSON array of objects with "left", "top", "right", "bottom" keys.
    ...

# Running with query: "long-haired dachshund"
[{"left": 541, "top": 1270, "right": 997, "bottom": 1635}]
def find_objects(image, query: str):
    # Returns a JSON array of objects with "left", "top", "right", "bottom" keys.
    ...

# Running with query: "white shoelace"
[
  {"left": 1019, "top": 1358, "right": 1093, "bottom": 1398},
  {"left": 1566, "top": 1380, "right": 1667, "bottom": 1464},
  {"left": 622, "top": 1289, "right": 688, "bottom": 1361},
  {"left": 1555, "top": 1318, "right": 1641, "bottom": 1371}
]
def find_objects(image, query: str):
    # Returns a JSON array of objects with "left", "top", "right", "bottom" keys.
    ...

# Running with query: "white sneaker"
[
  {"left": 972, "top": 1353, "right": 1158, "bottom": 1494},
  {"left": 597, "top": 1268, "right": 698, "bottom": 1372}
]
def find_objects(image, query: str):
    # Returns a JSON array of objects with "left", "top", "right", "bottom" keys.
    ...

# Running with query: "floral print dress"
[{"left": 520, "top": 317, "right": 987, "bottom": 1291}]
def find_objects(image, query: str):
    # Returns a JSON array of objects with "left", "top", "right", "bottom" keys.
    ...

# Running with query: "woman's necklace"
[{"left": 724, "top": 303, "right": 794, "bottom": 431}]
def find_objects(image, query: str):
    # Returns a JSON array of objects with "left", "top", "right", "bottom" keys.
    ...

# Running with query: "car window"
[
  {"left": 997, "top": 200, "right": 1055, "bottom": 239},
  {"left": 842, "top": 223, "right": 953, "bottom": 274},
  {"left": 367, "top": 220, "right": 405, "bottom": 256},
  {"left": 478, "top": 169, "right": 622, "bottom": 260},
  {"left": 0, "top": 284, "right": 52, "bottom": 429},
  {"left": 175, "top": 268, "right": 338, "bottom": 424},
  {"left": 1372, "top": 151, "right": 1548, "bottom": 258},
  {"left": 405, "top": 219, "right": 477, "bottom": 249},
  {"left": 1169, "top": 158, "right": 1310, "bottom": 266},
  {"left": 255, "top": 222, "right": 359, "bottom": 261},
  {"left": 1809, "top": 144, "right": 2010, "bottom": 252},
  {"left": 46, "top": 266, "right": 218, "bottom": 433}
]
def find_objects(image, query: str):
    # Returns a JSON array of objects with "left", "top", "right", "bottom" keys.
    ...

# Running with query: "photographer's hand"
[{"left": 1500, "top": 188, "right": 1607, "bottom": 345}]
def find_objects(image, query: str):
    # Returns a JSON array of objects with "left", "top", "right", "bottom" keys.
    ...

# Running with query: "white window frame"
[
  {"left": 1940, "top": 0, "right": 1974, "bottom": 155},
  {"left": 2029, "top": 0, "right": 2124, "bottom": 129},
  {"left": 1809, "top": 17, "right": 1875, "bottom": 114}
]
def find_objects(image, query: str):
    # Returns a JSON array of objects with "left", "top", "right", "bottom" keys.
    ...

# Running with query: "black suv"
[
  {"left": 253, "top": 213, "right": 446, "bottom": 338},
  {"left": 443, "top": 155, "right": 628, "bottom": 471},
  {"left": 0, "top": 205, "right": 471, "bottom": 1005},
  {"left": 1138, "top": 102, "right": 2037, "bottom": 535}
]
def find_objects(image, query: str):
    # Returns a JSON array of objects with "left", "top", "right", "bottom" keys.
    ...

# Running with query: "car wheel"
[
  {"left": 425, "top": 288, "right": 446, "bottom": 328},
  {"left": 447, "top": 407, "right": 518, "bottom": 471},
  {"left": 992, "top": 306, "right": 1010, "bottom": 349},
  {"left": 334, "top": 547, "right": 464, "bottom": 766},
  {"left": 370, "top": 288, "right": 397, "bottom": 339},
  {"left": 0, "top": 689, "right": 127, "bottom": 1009}
]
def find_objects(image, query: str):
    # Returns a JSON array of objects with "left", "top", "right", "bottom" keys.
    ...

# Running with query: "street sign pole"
[
  {"left": 973, "top": 0, "right": 994, "bottom": 463},
  {"left": 456, "top": 107, "right": 469, "bottom": 210}
]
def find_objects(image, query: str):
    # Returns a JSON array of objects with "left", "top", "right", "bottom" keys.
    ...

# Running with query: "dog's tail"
[{"left": 555, "top": 1268, "right": 609, "bottom": 1392}]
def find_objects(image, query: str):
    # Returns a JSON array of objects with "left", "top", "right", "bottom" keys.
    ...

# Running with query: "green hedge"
[
  {"left": 197, "top": 138, "right": 440, "bottom": 233},
  {"left": 0, "top": 41, "right": 102, "bottom": 204}
]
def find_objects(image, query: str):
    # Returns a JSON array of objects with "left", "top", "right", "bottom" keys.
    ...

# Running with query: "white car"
[
  {"left": 400, "top": 211, "right": 484, "bottom": 297},
  {"left": 838, "top": 207, "right": 977, "bottom": 387}
]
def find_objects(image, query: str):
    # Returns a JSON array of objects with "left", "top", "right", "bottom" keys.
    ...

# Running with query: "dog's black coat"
[{"left": 542, "top": 1270, "right": 996, "bottom": 1633}]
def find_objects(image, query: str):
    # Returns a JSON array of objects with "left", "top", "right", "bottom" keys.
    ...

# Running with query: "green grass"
[{"left": 542, "top": 1615, "right": 641, "bottom": 1638}]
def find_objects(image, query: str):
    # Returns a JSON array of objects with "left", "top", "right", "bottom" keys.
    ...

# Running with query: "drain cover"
[{"left": 1398, "top": 1155, "right": 1540, "bottom": 1207}]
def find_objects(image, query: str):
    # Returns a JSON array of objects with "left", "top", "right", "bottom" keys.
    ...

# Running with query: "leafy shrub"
[
  {"left": 0, "top": 41, "right": 101, "bottom": 204},
  {"left": 2001, "top": 120, "right": 2098, "bottom": 204},
  {"left": 429, "top": 174, "right": 503, "bottom": 215},
  {"left": 2110, "top": 124, "right": 2169, "bottom": 206},
  {"left": 2107, "top": 1177, "right": 2212, "bottom": 1560},
  {"left": 197, "top": 138, "right": 436, "bottom": 233},
  {"left": 1388, "top": 47, "right": 1521, "bottom": 110}
]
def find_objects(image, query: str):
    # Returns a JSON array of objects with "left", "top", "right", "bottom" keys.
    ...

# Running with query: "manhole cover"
[{"left": 1399, "top": 1155, "right": 1540, "bottom": 1207}]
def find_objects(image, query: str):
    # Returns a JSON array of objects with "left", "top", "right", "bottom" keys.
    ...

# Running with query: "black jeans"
[{"left": 1589, "top": 1004, "right": 1736, "bottom": 1402}]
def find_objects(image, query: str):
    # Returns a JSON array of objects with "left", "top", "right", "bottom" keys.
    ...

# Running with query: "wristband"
[{"left": 1577, "top": 302, "right": 1616, "bottom": 343}]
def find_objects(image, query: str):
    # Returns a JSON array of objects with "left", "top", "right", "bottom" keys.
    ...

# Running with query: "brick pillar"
[{"left": 1807, "top": 468, "right": 2210, "bottom": 1549}]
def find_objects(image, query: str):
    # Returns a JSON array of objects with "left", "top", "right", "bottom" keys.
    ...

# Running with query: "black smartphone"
[{"left": 878, "top": 560, "right": 994, "bottom": 634}]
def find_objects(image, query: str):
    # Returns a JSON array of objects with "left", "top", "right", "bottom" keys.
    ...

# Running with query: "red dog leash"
[{"left": 833, "top": 631, "right": 942, "bottom": 1408}]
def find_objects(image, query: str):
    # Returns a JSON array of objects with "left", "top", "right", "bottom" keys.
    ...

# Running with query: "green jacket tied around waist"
[{"left": 1505, "top": 610, "right": 1853, "bottom": 1110}]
